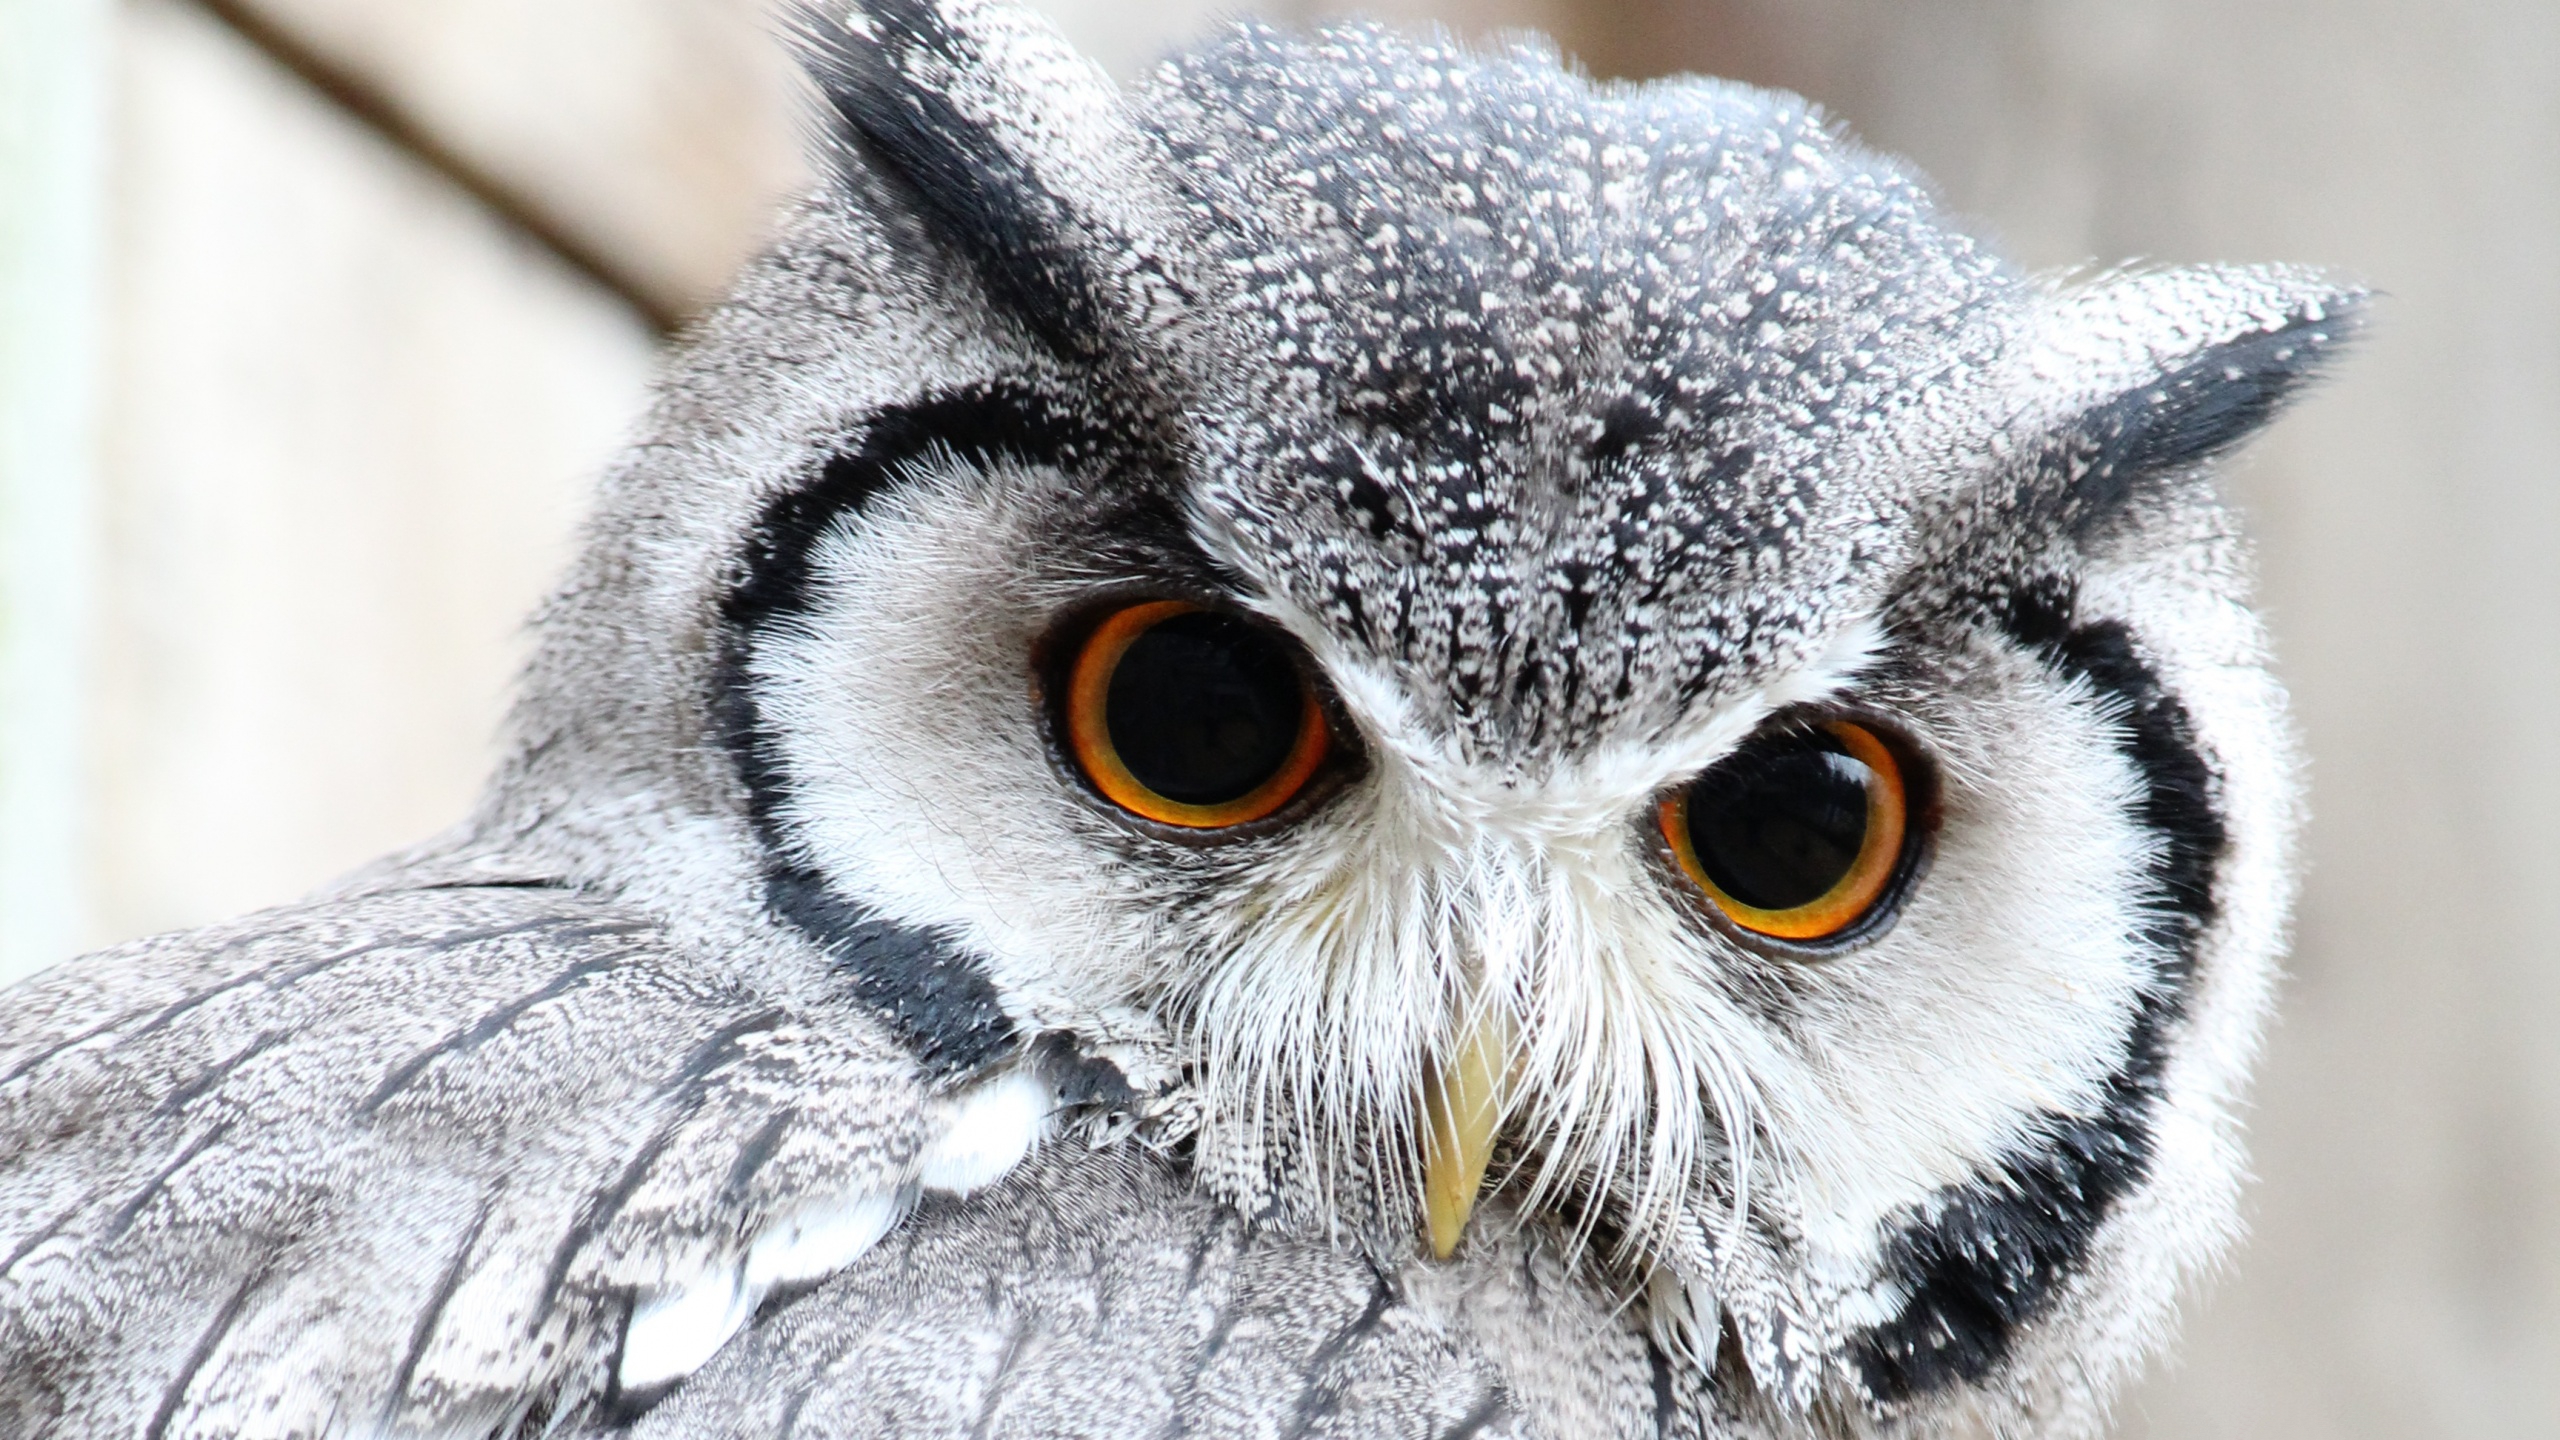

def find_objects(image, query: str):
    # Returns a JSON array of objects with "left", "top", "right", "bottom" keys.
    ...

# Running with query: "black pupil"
[
  {"left": 1682, "top": 730, "right": 1876, "bottom": 911},
  {"left": 1105, "top": 612, "right": 1306, "bottom": 806}
]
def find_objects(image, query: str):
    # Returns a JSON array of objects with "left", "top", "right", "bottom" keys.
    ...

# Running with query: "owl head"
[{"left": 477, "top": 1, "right": 2357, "bottom": 1431}]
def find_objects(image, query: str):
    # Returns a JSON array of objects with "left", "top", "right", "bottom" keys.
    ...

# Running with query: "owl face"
[{"left": 502, "top": 2, "right": 2354, "bottom": 1430}]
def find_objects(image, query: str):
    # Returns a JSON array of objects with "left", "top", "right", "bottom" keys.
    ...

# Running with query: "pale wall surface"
[
  {"left": 0, "top": 0, "right": 110, "bottom": 975},
  {"left": 94, "top": 0, "right": 654, "bottom": 943},
  {"left": 1, "top": 0, "right": 2549, "bottom": 1435},
  {"left": 217, "top": 0, "right": 811, "bottom": 322}
]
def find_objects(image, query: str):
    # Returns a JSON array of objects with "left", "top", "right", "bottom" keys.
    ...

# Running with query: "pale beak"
[{"left": 1421, "top": 1009, "right": 1511, "bottom": 1259}]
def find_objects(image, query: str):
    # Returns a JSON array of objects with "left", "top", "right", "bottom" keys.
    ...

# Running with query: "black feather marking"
[
  {"left": 1162, "top": 1217, "right": 1254, "bottom": 1433},
  {"left": 1032, "top": 1030, "right": 1138, "bottom": 1117},
  {"left": 142, "top": 1244, "right": 278, "bottom": 1440},
  {"left": 1159, "top": 1300, "right": 1241, "bottom": 1440},
  {"left": 102, "top": 1121, "right": 234, "bottom": 1243},
  {"left": 597, "top": 1293, "right": 674, "bottom": 1426},
  {"left": 531, "top": 1009, "right": 788, "bottom": 1329},
  {"left": 1592, "top": 395, "right": 1663, "bottom": 469},
  {"left": 719, "top": 1107, "right": 800, "bottom": 1207},
  {"left": 1649, "top": 1339, "right": 1679, "bottom": 1439},
  {"left": 966, "top": 1312, "right": 1039, "bottom": 1440},
  {"left": 719, "top": 390, "right": 1117, "bottom": 639},
  {"left": 1848, "top": 578, "right": 2226, "bottom": 1400},
  {"left": 356, "top": 950, "right": 631, "bottom": 1117},
  {"left": 1179, "top": 1214, "right": 1228, "bottom": 1295},
  {"left": 1281, "top": 1269, "right": 1397, "bottom": 1440},
  {"left": 0, "top": 1204, "right": 78, "bottom": 1279},
  {"left": 714, "top": 390, "right": 1124, "bottom": 1079},
  {"left": 797, "top": 0, "right": 1107, "bottom": 362},
  {"left": 762, "top": 877, "right": 1015, "bottom": 1080},
  {"left": 151, "top": 1030, "right": 284, "bottom": 1118},
  {"left": 0, "top": 914, "right": 608, "bottom": 1090},
  {"left": 1438, "top": 1390, "right": 1510, "bottom": 1440},
  {"left": 2048, "top": 305, "right": 2356, "bottom": 533},
  {"left": 121, "top": 914, "right": 643, "bottom": 1041},
  {"left": 382, "top": 1196, "right": 495, "bottom": 1426}
]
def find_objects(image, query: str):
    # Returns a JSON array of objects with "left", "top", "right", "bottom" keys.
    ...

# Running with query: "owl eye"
[
  {"left": 1062, "top": 600, "right": 1332, "bottom": 829},
  {"left": 1658, "top": 719, "right": 1912, "bottom": 943}
]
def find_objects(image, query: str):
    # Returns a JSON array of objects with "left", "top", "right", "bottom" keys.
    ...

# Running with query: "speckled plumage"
[{"left": 0, "top": 3, "right": 2356, "bottom": 1436}]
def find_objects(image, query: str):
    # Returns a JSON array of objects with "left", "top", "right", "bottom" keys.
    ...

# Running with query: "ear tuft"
[
  {"left": 794, "top": 1, "right": 1195, "bottom": 365},
  {"left": 2028, "top": 266, "right": 2367, "bottom": 528}
]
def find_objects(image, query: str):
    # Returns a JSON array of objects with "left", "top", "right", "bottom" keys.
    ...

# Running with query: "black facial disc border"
[
  {"left": 1846, "top": 576, "right": 2226, "bottom": 1402},
  {"left": 713, "top": 386, "right": 1139, "bottom": 1078}
]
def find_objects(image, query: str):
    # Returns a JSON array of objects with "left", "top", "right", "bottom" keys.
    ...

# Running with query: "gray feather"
[
  {"left": 1, "top": 880, "right": 927, "bottom": 1435},
  {"left": 638, "top": 1145, "right": 1668, "bottom": 1440}
]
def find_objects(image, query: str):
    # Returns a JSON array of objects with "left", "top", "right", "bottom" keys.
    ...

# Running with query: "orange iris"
[
  {"left": 1658, "top": 718, "right": 1908, "bottom": 942},
  {"left": 1064, "top": 600, "right": 1331, "bottom": 829}
]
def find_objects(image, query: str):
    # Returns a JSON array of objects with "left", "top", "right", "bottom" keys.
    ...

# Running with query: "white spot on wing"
[
  {"left": 916, "top": 1068, "right": 1053, "bottom": 1194},
  {"left": 619, "top": 1270, "right": 755, "bottom": 1394},
  {"left": 744, "top": 1191, "right": 904, "bottom": 1290},
  {"left": 608, "top": 1070, "right": 1061, "bottom": 1395}
]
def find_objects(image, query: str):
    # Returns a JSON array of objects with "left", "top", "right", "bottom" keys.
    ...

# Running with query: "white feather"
[
  {"left": 744, "top": 1190, "right": 906, "bottom": 1290},
  {"left": 916, "top": 1068, "right": 1053, "bottom": 1194},
  {"left": 618, "top": 1269, "right": 755, "bottom": 1393}
]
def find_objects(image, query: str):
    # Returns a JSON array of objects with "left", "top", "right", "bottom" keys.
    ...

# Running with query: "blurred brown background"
[{"left": 0, "top": 0, "right": 2551, "bottom": 1433}]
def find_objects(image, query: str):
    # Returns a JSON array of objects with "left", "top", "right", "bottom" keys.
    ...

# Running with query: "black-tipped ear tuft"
[
  {"left": 2076, "top": 308, "right": 2352, "bottom": 480},
  {"left": 797, "top": 1, "right": 1105, "bottom": 359},
  {"left": 2037, "top": 271, "right": 2366, "bottom": 531},
  {"left": 793, "top": 0, "right": 1218, "bottom": 370}
]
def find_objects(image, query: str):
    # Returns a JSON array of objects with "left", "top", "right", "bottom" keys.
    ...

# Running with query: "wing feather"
[
  {"left": 0, "top": 883, "right": 928, "bottom": 1437},
  {"left": 632, "top": 1146, "right": 1658, "bottom": 1440}
]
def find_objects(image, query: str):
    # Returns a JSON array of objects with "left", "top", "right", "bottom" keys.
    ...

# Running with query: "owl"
[{"left": 0, "top": 2, "right": 2356, "bottom": 1436}]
